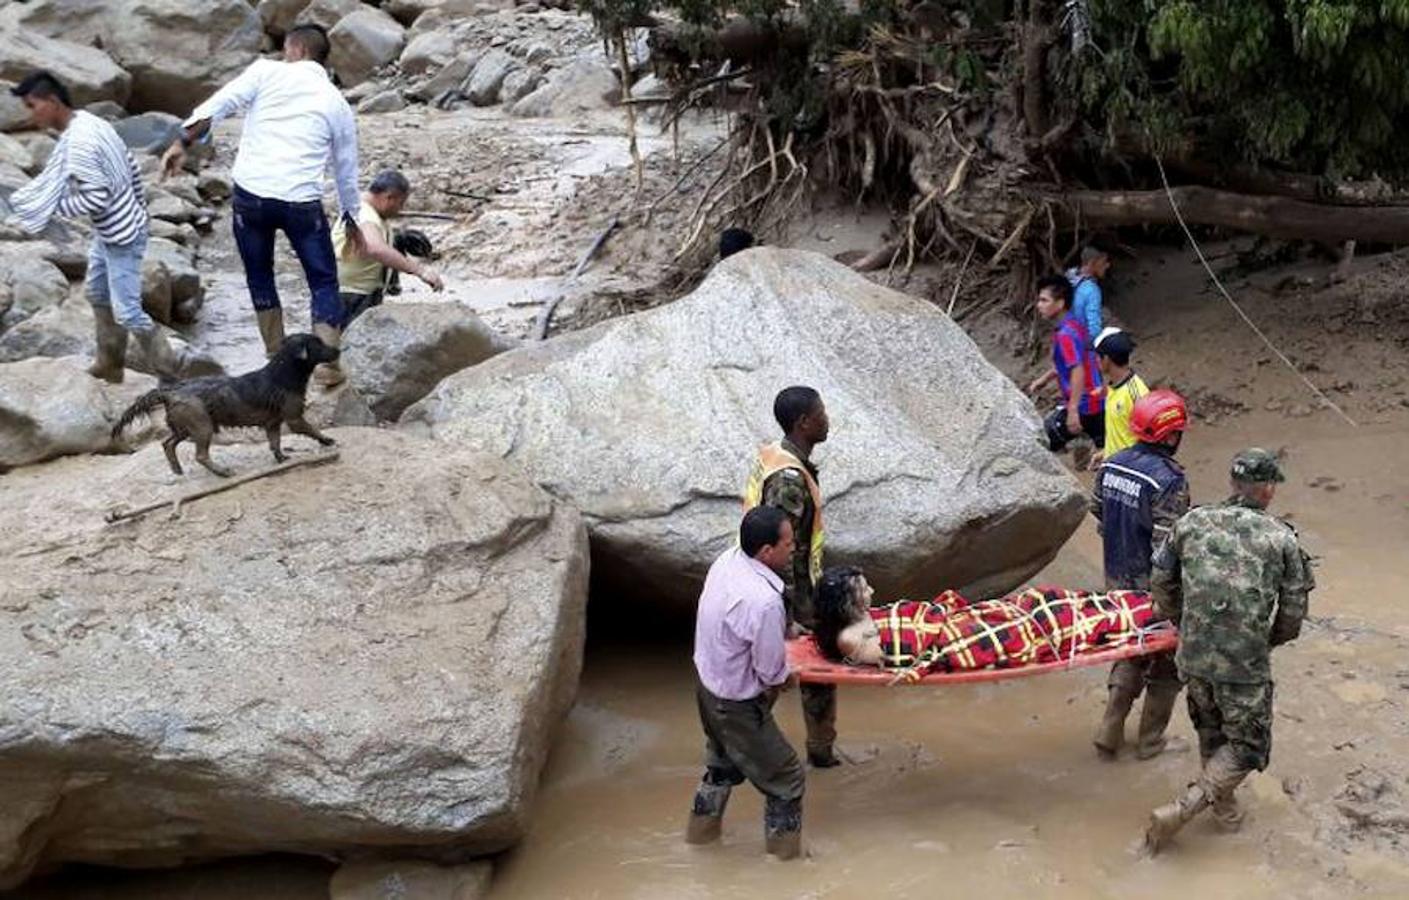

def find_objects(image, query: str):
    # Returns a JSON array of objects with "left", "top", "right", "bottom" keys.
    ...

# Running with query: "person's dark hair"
[
  {"left": 773, "top": 385, "right": 822, "bottom": 434},
  {"left": 285, "top": 23, "right": 331, "bottom": 64},
  {"left": 10, "top": 70, "right": 72, "bottom": 108},
  {"left": 719, "top": 227, "right": 756, "bottom": 260},
  {"left": 369, "top": 169, "right": 411, "bottom": 196},
  {"left": 1036, "top": 274, "right": 1072, "bottom": 308},
  {"left": 814, "top": 566, "right": 866, "bottom": 662},
  {"left": 740, "top": 506, "right": 789, "bottom": 558}
]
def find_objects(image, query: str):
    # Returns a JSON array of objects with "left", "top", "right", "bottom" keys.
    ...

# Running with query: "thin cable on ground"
[{"left": 1153, "top": 156, "right": 1358, "bottom": 427}]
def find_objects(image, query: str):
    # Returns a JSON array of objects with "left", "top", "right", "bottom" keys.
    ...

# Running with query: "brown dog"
[{"left": 112, "top": 333, "right": 339, "bottom": 477}]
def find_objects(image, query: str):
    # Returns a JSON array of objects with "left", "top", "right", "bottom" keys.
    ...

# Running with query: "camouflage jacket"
[
  {"left": 760, "top": 438, "right": 820, "bottom": 625},
  {"left": 1152, "top": 495, "right": 1315, "bottom": 683}
]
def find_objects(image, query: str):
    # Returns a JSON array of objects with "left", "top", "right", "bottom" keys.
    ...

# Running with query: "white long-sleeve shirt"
[{"left": 184, "top": 58, "right": 359, "bottom": 218}]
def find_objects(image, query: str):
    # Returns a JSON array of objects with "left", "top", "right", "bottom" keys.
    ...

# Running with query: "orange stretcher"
[{"left": 786, "top": 627, "right": 1179, "bottom": 686}]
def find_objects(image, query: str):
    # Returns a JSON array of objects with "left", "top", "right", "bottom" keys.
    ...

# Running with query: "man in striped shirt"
[{"left": 7, "top": 71, "right": 179, "bottom": 381}]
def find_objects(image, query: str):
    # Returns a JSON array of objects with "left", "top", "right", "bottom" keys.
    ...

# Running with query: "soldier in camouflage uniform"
[
  {"left": 743, "top": 386, "right": 840, "bottom": 767},
  {"left": 1143, "top": 448, "right": 1315, "bottom": 854}
]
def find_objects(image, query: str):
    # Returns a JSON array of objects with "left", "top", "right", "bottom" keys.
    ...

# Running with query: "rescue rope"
[{"left": 1153, "top": 156, "right": 1358, "bottom": 428}]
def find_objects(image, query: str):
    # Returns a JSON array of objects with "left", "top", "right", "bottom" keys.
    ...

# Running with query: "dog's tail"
[{"left": 111, "top": 389, "right": 168, "bottom": 439}]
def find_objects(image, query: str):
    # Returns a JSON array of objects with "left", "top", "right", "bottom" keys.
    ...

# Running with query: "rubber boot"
[
  {"left": 87, "top": 305, "right": 128, "bottom": 383},
  {"left": 1134, "top": 683, "right": 1183, "bottom": 760},
  {"left": 1143, "top": 782, "right": 1210, "bottom": 855},
  {"left": 256, "top": 308, "right": 286, "bottom": 358},
  {"left": 803, "top": 683, "right": 840, "bottom": 768},
  {"left": 763, "top": 797, "right": 802, "bottom": 860},
  {"left": 1094, "top": 680, "right": 1141, "bottom": 760},
  {"left": 685, "top": 781, "right": 731, "bottom": 845},
  {"left": 312, "top": 321, "right": 344, "bottom": 388},
  {"left": 133, "top": 328, "right": 181, "bottom": 382}
]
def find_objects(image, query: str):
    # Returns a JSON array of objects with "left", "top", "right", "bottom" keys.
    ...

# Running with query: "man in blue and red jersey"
[{"left": 1026, "top": 274, "right": 1106, "bottom": 454}]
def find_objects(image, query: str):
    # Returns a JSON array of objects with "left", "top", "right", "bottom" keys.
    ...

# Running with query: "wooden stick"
[
  {"left": 534, "top": 218, "right": 620, "bottom": 340},
  {"left": 400, "top": 210, "right": 459, "bottom": 221},
  {"left": 104, "top": 451, "right": 340, "bottom": 524}
]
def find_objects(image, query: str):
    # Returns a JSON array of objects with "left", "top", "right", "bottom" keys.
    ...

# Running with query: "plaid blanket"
[{"left": 874, "top": 587, "right": 1156, "bottom": 676}]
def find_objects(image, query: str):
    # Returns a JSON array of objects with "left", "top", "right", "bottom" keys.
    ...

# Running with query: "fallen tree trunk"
[{"left": 1056, "top": 186, "right": 1409, "bottom": 244}]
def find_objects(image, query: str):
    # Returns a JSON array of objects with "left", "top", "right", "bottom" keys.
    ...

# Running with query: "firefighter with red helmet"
[{"left": 1089, "top": 388, "right": 1192, "bottom": 760}]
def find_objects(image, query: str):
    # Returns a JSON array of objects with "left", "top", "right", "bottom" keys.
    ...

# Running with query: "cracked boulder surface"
[
  {"left": 0, "top": 428, "right": 589, "bottom": 889},
  {"left": 403, "top": 247, "right": 1084, "bottom": 612}
]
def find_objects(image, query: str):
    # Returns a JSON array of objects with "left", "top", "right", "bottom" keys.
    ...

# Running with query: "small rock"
[
  {"left": 0, "top": 81, "right": 30, "bottom": 132},
  {"left": 330, "top": 859, "right": 492, "bottom": 900},
  {"left": 83, "top": 100, "right": 128, "bottom": 122},
  {"left": 0, "top": 133, "right": 30, "bottom": 172},
  {"left": 0, "top": 355, "right": 160, "bottom": 469},
  {"left": 499, "top": 68, "right": 541, "bottom": 105},
  {"left": 12, "top": 132, "right": 56, "bottom": 174},
  {"left": 146, "top": 190, "right": 200, "bottom": 225},
  {"left": 407, "top": 52, "right": 477, "bottom": 102},
  {"left": 329, "top": 8, "right": 408, "bottom": 87},
  {"left": 358, "top": 90, "right": 407, "bottom": 114},
  {"left": 112, "top": 112, "right": 182, "bottom": 156},
  {"left": 466, "top": 49, "right": 516, "bottom": 106},
  {"left": 257, "top": 0, "right": 314, "bottom": 38},
  {"left": 398, "top": 30, "right": 455, "bottom": 75},
  {"left": 196, "top": 170, "right": 233, "bottom": 204},
  {"left": 510, "top": 57, "right": 619, "bottom": 118},
  {"left": 295, "top": 0, "right": 364, "bottom": 31}
]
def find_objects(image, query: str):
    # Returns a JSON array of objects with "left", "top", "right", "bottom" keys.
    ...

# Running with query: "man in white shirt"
[{"left": 160, "top": 24, "right": 364, "bottom": 363}]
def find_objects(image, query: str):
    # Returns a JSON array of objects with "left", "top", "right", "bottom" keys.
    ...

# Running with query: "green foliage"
[{"left": 1079, "top": 0, "right": 1409, "bottom": 178}]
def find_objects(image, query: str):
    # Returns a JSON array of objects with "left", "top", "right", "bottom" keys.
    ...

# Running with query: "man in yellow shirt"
[
  {"left": 320, "top": 170, "right": 445, "bottom": 386},
  {"left": 1091, "top": 328, "right": 1148, "bottom": 466}
]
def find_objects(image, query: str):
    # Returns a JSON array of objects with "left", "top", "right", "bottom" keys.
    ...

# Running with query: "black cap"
[{"left": 1093, "top": 327, "right": 1134, "bottom": 359}]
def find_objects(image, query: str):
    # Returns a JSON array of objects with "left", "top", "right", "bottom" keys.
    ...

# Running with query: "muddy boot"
[
  {"left": 1210, "top": 793, "right": 1245, "bottom": 832},
  {"left": 255, "top": 308, "right": 286, "bottom": 358},
  {"left": 87, "top": 305, "right": 128, "bottom": 383},
  {"left": 312, "top": 322, "right": 344, "bottom": 388},
  {"left": 1143, "top": 783, "right": 1210, "bottom": 855},
  {"left": 1134, "top": 683, "right": 1183, "bottom": 760},
  {"left": 685, "top": 781, "right": 731, "bottom": 845},
  {"left": 1202, "top": 744, "right": 1250, "bottom": 833},
  {"left": 1094, "top": 674, "right": 1141, "bottom": 760},
  {"left": 763, "top": 797, "right": 802, "bottom": 860},
  {"left": 133, "top": 328, "right": 182, "bottom": 382}
]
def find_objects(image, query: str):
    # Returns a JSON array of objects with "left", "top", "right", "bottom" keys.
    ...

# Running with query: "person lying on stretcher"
[{"left": 811, "top": 566, "right": 1161, "bottom": 680}]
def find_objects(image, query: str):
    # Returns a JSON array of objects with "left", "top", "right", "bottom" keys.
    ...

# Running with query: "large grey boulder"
[
  {"left": 345, "top": 303, "right": 516, "bottom": 422},
  {"left": 0, "top": 428, "right": 590, "bottom": 887},
  {"left": 329, "top": 7, "right": 407, "bottom": 86},
  {"left": 0, "top": 132, "right": 29, "bottom": 172},
  {"left": 0, "top": 0, "right": 111, "bottom": 46},
  {"left": 103, "top": 0, "right": 263, "bottom": 115},
  {"left": 0, "top": 355, "right": 159, "bottom": 469},
  {"left": 510, "top": 58, "right": 618, "bottom": 118},
  {"left": 0, "top": 24, "right": 132, "bottom": 107},
  {"left": 405, "top": 248, "right": 1086, "bottom": 610}
]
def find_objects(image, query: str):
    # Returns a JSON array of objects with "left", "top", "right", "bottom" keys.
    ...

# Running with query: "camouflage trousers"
[{"left": 1185, "top": 676, "right": 1274, "bottom": 772}]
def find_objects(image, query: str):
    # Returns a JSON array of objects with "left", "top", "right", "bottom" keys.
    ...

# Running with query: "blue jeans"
[
  {"left": 86, "top": 227, "right": 152, "bottom": 331},
  {"left": 231, "top": 184, "right": 341, "bottom": 326}
]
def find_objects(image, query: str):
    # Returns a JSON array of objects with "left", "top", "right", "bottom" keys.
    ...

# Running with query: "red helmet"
[{"left": 1130, "top": 389, "right": 1188, "bottom": 443}]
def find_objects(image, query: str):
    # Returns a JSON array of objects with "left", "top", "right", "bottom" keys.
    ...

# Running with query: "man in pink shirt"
[{"left": 686, "top": 506, "right": 805, "bottom": 860}]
